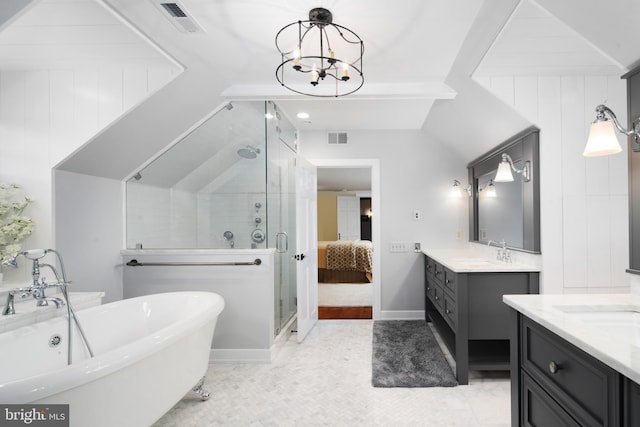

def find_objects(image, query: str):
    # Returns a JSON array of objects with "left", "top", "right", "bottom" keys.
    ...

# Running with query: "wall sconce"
[
  {"left": 494, "top": 154, "right": 531, "bottom": 183},
  {"left": 583, "top": 104, "right": 640, "bottom": 156},
  {"left": 451, "top": 180, "right": 471, "bottom": 198},
  {"left": 478, "top": 179, "right": 498, "bottom": 198}
]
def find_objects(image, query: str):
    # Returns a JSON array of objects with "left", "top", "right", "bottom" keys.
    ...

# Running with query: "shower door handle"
[{"left": 276, "top": 232, "right": 288, "bottom": 253}]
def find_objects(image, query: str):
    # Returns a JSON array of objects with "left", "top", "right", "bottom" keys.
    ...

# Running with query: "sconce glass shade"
[
  {"left": 583, "top": 119, "right": 622, "bottom": 157},
  {"left": 486, "top": 180, "right": 497, "bottom": 198},
  {"left": 494, "top": 160, "right": 514, "bottom": 182},
  {"left": 451, "top": 180, "right": 463, "bottom": 198}
]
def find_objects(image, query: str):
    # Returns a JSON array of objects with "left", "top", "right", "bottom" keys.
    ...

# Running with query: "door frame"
[{"left": 310, "top": 158, "right": 381, "bottom": 320}]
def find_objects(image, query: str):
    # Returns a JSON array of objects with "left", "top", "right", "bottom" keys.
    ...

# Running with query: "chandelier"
[{"left": 275, "top": 8, "right": 364, "bottom": 97}]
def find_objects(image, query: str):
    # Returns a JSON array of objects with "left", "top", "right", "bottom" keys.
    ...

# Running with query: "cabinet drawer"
[
  {"left": 432, "top": 284, "right": 444, "bottom": 311},
  {"left": 426, "top": 281, "right": 437, "bottom": 303},
  {"left": 521, "top": 371, "right": 581, "bottom": 427},
  {"left": 521, "top": 317, "right": 619, "bottom": 427},
  {"left": 443, "top": 293, "right": 456, "bottom": 329},
  {"left": 443, "top": 268, "right": 457, "bottom": 296},
  {"left": 433, "top": 262, "right": 445, "bottom": 284},
  {"left": 426, "top": 257, "right": 437, "bottom": 276}
]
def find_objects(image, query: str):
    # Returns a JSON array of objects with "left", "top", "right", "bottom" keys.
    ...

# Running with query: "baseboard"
[
  {"left": 377, "top": 310, "right": 425, "bottom": 320},
  {"left": 210, "top": 316, "right": 296, "bottom": 364}
]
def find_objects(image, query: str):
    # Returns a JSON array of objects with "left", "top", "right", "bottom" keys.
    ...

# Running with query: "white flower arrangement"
[{"left": 0, "top": 183, "right": 34, "bottom": 263}]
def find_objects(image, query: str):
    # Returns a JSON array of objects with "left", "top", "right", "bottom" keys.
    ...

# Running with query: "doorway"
[{"left": 312, "top": 159, "right": 381, "bottom": 320}]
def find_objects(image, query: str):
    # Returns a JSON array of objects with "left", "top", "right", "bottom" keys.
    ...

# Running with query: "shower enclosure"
[{"left": 125, "top": 101, "right": 298, "bottom": 335}]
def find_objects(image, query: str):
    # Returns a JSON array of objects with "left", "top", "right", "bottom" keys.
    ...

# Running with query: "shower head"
[{"left": 237, "top": 145, "right": 261, "bottom": 159}]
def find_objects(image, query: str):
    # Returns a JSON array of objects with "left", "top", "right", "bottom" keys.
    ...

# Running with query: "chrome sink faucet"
[
  {"left": 487, "top": 239, "right": 511, "bottom": 263},
  {"left": 500, "top": 240, "right": 512, "bottom": 263}
]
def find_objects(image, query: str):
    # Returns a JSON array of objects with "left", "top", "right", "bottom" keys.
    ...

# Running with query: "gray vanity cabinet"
[
  {"left": 510, "top": 311, "right": 640, "bottom": 427},
  {"left": 624, "top": 378, "right": 640, "bottom": 426},
  {"left": 424, "top": 256, "right": 539, "bottom": 385}
]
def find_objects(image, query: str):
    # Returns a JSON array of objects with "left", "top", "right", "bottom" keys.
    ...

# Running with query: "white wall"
[
  {"left": 475, "top": 74, "right": 630, "bottom": 294},
  {"left": 122, "top": 249, "right": 276, "bottom": 362},
  {"left": 54, "top": 170, "right": 123, "bottom": 302},
  {"left": 0, "top": 66, "right": 177, "bottom": 285},
  {"left": 299, "top": 129, "right": 468, "bottom": 314},
  {"left": 125, "top": 166, "right": 268, "bottom": 250}
]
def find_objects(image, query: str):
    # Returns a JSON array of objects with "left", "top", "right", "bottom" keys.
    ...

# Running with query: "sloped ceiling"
[
  {"left": 0, "top": 0, "right": 638, "bottom": 181},
  {"left": 424, "top": 0, "right": 634, "bottom": 162}
]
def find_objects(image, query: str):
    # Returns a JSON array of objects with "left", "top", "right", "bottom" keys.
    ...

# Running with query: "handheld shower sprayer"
[
  {"left": 23, "top": 249, "right": 49, "bottom": 260},
  {"left": 2, "top": 248, "right": 49, "bottom": 268}
]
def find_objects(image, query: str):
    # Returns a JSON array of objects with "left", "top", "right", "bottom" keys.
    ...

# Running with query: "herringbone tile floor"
[{"left": 155, "top": 320, "right": 510, "bottom": 427}]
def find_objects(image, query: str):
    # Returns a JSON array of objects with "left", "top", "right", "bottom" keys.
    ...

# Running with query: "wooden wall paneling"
[
  {"left": 50, "top": 69, "right": 75, "bottom": 165},
  {"left": 98, "top": 68, "right": 123, "bottom": 128},
  {"left": 123, "top": 68, "right": 148, "bottom": 111},
  {"left": 537, "top": 76, "right": 564, "bottom": 294},
  {"left": 74, "top": 69, "right": 99, "bottom": 152}
]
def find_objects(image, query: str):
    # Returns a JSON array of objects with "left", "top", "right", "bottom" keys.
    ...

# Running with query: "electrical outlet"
[
  {"left": 414, "top": 242, "right": 421, "bottom": 252},
  {"left": 455, "top": 230, "right": 462, "bottom": 240},
  {"left": 413, "top": 210, "right": 421, "bottom": 221},
  {"left": 390, "top": 242, "right": 409, "bottom": 252}
]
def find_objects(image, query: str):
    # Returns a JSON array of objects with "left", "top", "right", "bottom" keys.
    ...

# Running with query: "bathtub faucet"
[
  {"left": 2, "top": 288, "right": 31, "bottom": 316},
  {"left": 2, "top": 284, "right": 65, "bottom": 316},
  {"left": 1, "top": 249, "right": 68, "bottom": 314}
]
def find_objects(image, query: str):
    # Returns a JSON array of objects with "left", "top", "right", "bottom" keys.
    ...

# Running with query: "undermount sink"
[{"left": 556, "top": 305, "right": 640, "bottom": 345}]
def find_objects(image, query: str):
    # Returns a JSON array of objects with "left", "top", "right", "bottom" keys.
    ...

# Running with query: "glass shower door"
[{"left": 266, "top": 102, "right": 297, "bottom": 335}]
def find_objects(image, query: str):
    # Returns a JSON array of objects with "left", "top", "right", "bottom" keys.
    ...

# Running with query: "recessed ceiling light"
[{"left": 297, "top": 112, "right": 310, "bottom": 119}]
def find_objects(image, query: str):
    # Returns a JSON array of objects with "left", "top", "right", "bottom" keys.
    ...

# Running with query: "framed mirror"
[{"left": 467, "top": 127, "right": 540, "bottom": 253}]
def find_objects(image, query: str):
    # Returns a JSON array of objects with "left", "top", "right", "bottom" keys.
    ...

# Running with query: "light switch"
[{"left": 413, "top": 210, "right": 421, "bottom": 221}]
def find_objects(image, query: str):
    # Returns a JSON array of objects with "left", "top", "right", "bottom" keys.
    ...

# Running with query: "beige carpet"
[{"left": 318, "top": 283, "right": 372, "bottom": 306}]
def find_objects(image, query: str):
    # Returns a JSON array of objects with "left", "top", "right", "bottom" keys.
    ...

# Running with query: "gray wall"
[
  {"left": 300, "top": 129, "right": 468, "bottom": 315},
  {"left": 121, "top": 250, "right": 275, "bottom": 361},
  {"left": 54, "top": 170, "right": 124, "bottom": 303}
]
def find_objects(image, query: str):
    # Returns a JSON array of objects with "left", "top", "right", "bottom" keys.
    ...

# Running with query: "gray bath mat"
[{"left": 372, "top": 320, "right": 458, "bottom": 387}]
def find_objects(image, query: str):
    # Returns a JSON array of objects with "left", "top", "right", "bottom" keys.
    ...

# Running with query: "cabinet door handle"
[
  {"left": 435, "top": 271, "right": 442, "bottom": 276},
  {"left": 445, "top": 308, "right": 452, "bottom": 314},
  {"left": 435, "top": 295, "right": 439, "bottom": 301},
  {"left": 548, "top": 361, "right": 560, "bottom": 374},
  {"left": 445, "top": 279, "right": 451, "bottom": 284}
]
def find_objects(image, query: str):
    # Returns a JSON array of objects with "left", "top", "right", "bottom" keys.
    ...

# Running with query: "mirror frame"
[{"left": 467, "top": 126, "right": 540, "bottom": 253}]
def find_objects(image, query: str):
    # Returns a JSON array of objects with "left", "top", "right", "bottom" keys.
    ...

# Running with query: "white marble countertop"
[
  {"left": 504, "top": 293, "right": 640, "bottom": 384},
  {"left": 422, "top": 249, "right": 541, "bottom": 273}
]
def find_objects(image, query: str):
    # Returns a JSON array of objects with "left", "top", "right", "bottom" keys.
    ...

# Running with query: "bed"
[{"left": 317, "top": 240, "right": 373, "bottom": 283}]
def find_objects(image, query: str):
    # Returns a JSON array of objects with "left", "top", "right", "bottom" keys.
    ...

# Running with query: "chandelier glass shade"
[{"left": 275, "top": 8, "right": 364, "bottom": 97}]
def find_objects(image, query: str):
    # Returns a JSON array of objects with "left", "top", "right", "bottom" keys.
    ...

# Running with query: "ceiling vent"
[
  {"left": 328, "top": 132, "right": 348, "bottom": 144},
  {"left": 151, "top": 1, "right": 204, "bottom": 33}
]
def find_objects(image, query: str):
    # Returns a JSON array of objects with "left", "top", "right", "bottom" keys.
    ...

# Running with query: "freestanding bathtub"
[{"left": 0, "top": 291, "right": 225, "bottom": 427}]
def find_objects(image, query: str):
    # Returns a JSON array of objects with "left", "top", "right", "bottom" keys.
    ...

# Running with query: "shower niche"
[{"left": 125, "top": 100, "right": 298, "bottom": 336}]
